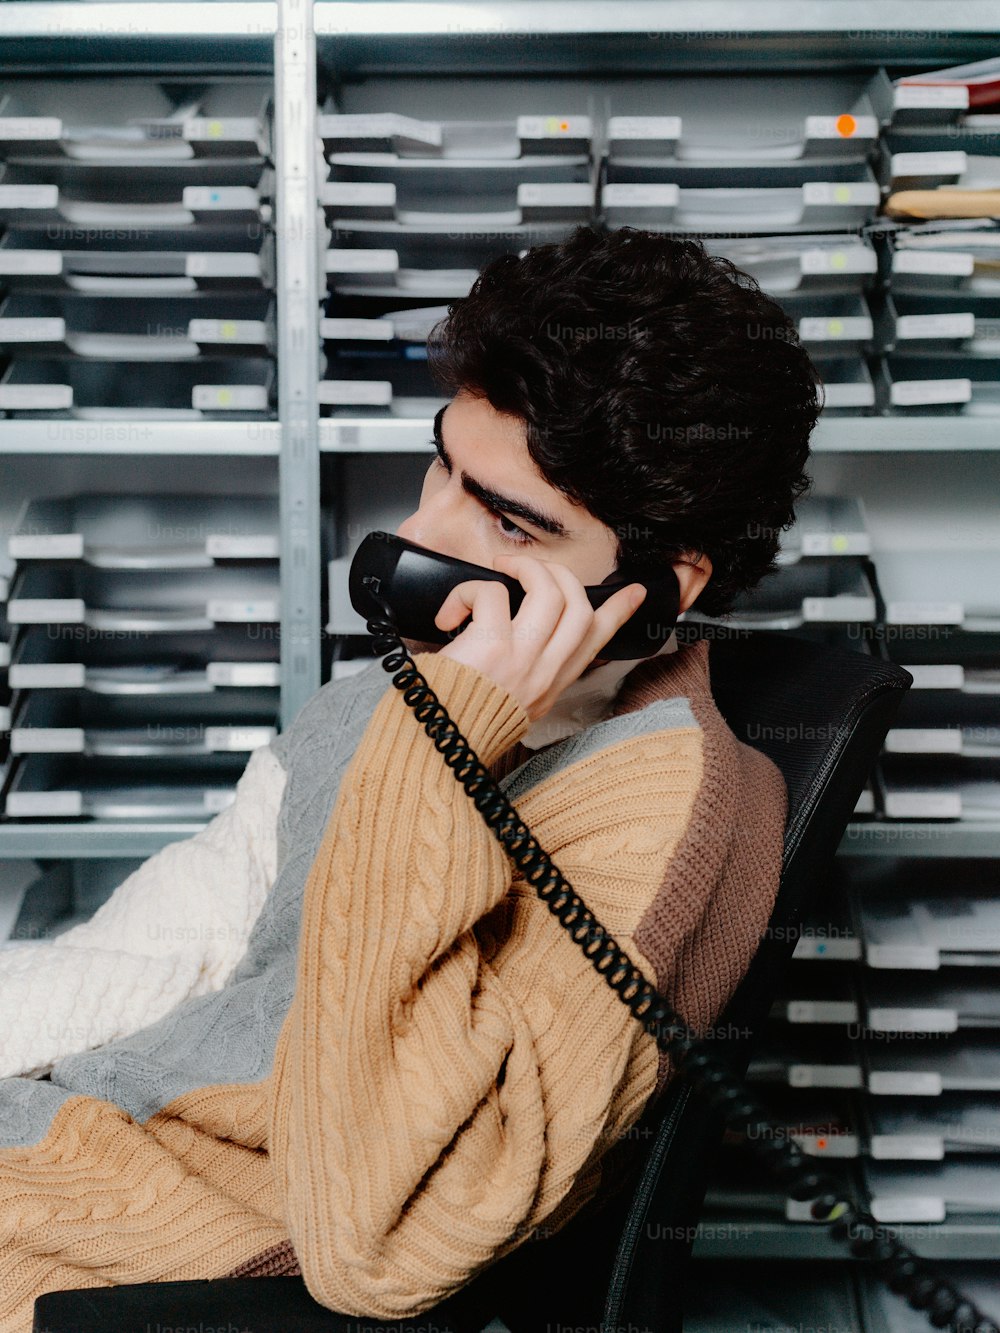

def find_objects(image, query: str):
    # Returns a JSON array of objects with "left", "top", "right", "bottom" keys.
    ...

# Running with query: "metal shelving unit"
[
  {"left": 0, "top": 421, "right": 280, "bottom": 454},
  {"left": 319, "top": 417, "right": 1000, "bottom": 454},
  {"left": 692, "top": 1217, "right": 1000, "bottom": 1261},
  {"left": 2, "top": 5, "right": 1000, "bottom": 1323},
  {"left": 274, "top": 0, "right": 322, "bottom": 725},
  {"left": 0, "top": 821, "right": 209, "bottom": 859}
]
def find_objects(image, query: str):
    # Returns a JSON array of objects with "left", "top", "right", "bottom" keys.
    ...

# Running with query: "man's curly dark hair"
[{"left": 425, "top": 225, "right": 822, "bottom": 617}]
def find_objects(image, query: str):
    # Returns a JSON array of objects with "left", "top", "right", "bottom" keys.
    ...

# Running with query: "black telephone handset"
[
  {"left": 348, "top": 530, "right": 680, "bottom": 660},
  {"left": 346, "top": 531, "right": 982, "bottom": 1333}
]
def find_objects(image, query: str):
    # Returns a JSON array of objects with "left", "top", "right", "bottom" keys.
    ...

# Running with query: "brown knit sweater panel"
[
  {"left": 494, "top": 638, "right": 785, "bottom": 1086},
  {"left": 488, "top": 639, "right": 787, "bottom": 1216}
]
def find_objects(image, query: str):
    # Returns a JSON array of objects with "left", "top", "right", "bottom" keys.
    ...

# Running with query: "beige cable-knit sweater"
[{"left": 0, "top": 639, "right": 786, "bottom": 1329}]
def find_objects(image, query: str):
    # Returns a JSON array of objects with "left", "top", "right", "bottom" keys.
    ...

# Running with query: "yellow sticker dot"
[
  {"left": 209, "top": 120, "right": 223, "bottom": 138},
  {"left": 217, "top": 389, "right": 232, "bottom": 406},
  {"left": 828, "top": 319, "right": 844, "bottom": 337},
  {"left": 221, "top": 321, "right": 237, "bottom": 340},
  {"left": 834, "top": 185, "right": 852, "bottom": 204},
  {"left": 831, "top": 251, "right": 847, "bottom": 269},
  {"left": 832, "top": 534, "right": 849, "bottom": 552}
]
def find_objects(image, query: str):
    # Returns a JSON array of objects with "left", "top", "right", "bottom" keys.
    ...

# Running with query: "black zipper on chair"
[{"left": 602, "top": 1081, "right": 692, "bottom": 1330}]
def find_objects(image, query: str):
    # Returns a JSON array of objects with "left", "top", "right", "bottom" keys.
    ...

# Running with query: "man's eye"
[
  {"left": 492, "top": 511, "right": 534, "bottom": 546},
  {"left": 429, "top": 446, "right": 532, "bottom": 545}
]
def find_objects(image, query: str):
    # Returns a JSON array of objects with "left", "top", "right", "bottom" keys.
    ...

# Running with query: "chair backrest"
[{"left": 484, "top": 629, "right": 911, "bottom": 1333}]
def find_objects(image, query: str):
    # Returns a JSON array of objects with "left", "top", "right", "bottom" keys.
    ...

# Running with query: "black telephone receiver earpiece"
[{"left": 348, "top": 531, "right": 680, "bottom": 661}]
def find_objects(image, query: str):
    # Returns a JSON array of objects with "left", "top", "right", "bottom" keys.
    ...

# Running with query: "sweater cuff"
[{"left": 411, "top": 651, "right": 530, "bottom": 769}]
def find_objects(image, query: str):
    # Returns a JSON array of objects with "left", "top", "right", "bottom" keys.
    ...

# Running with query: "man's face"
[{"left": 395, "top": 389, "right": 621, "bottom": 669}]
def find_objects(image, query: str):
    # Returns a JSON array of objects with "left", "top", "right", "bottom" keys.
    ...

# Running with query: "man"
[{"left": 0, "top": 225, "right": 820, "bottom": 1329}]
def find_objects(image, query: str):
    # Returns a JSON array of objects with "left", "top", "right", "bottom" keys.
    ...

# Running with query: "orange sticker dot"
[
  {"left": 817, "top": 1138, "right": 827, "bottom": 1150},
  {"left": 561, "top": 121, "right": 569, "bottom": 131},
  {"left": 837, "top": 114, "right": 857, "bottom": 137}
]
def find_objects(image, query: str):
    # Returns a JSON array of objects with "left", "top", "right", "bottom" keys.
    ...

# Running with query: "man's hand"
[{"left": 433, "top": 553, "right": 647, "bottom": 724}]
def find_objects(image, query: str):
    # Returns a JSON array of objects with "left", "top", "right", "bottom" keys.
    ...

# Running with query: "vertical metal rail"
[{"left": 274, "top": 0, "right": 321, "bottom": 727}]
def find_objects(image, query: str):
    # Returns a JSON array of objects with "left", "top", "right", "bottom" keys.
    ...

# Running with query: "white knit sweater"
[
  {"left": 0, "top": 744, "right": 286, "bottom": 1081},
  {"left": 0, "top": 634, "right": 676, "bottom": 1083}
]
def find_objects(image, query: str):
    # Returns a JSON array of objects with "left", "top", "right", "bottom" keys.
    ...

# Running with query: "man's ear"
[{"left": 673, "top": 553, "right": 713, "bottom": 615}]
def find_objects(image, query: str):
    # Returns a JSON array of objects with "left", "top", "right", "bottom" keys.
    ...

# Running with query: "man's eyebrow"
[{"left": 432, "top": 404, "right": 570, "bottom": 540}]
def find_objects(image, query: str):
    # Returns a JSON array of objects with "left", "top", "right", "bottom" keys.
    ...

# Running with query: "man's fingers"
[
  {"left": 612, "top": 581, "right": 648, "bottom": 626},
  {"left": 434, "top": 581, "right": 472, "bottom": 629},
  {"left": 434, "top": 557, "right": 644, "bottom": 659},
  {"left": 434, "top": 578, "right": 509, "bottom": 631},
  {"left": 440, "top": 551, "right": 570, "bottom": 634},
  {"left": 588, "top": 581, "right": 647, "bottom": 652}
]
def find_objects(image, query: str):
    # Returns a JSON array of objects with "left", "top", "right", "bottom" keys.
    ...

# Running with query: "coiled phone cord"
[{"left": 361, "top": 590, "right": 998, "bottom": 1333}]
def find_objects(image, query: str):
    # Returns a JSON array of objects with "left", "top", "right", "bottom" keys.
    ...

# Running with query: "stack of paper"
[
  {"left": 862, "top": 971, "right": 1000, "bottom": 1032},
  {"left": 892, "top": 225, "right": 1000, "bottom": 297},
  {"left": 880, "top": 351, "right": 1000, "bottom": 414},
  {"left": 769, "top": 962, "right": 860, "bottom": 1025},
  {"left": 878, "top": 223, "right": 1000, "bottom": 409},
  {"left": 5, "top": 761, "right": 240, "bottom": 820},
  {"left": 8, "top": 494, "right": 280, "bottom": 566},
  {"left": 722, "top": 1086, "right": 861, "bottom": 1158},
  {"left": 317, "top": 106, "right": 593, "bottom": 414},
  {"left": 684, "top": 558, "right": 876, "bottom": 631},
  {"left": 877, "top": 62, "right": 1000, "bottom": 219},
  {"left": 603, "top": 74, "right": 880, "bottom": 233},
  {"left": 877, "top": 549, "right": 1000, "bottom": 632},
  {"left": 858, "top": 893, "right": 1000, "bottom": 969},
  {"left": 0, "top": 79, "right": 275, "bottom": 418},
  {"left": 864, "top": 1158, "right": 1000, "bottom": 1222},
  {"left": 791, "top": 912, "right": 862, "bottom": 962},
  {"left": 10, "top": 625, "right": 280, "bottom": 695},
  {"left": 777, "top": 496, "right": 871, "bottom": 565},
  {"left": 0, "top": 232, "right": 275, "bottom": 296},
  {"left": 319, "top": 110, "right": 593, "bottom": 231},
  {"left": 2, "top": 496, "right": 281, "bottom": 820},
  {"left": 746, "top": 1027, "right": 864, "bottom": 1089},
  {"left": 0, "top": 80, "right": 272, "bottom": 158},
  {"left": 864, "top": 1031, "right": 1000, "bottom": 1095},
  {"left": 895, "top": 58, "right": 1000, "bottom": 110},
  {"left": 866, "top": 1093, "right": 1000, "bottom": 1158},
  {"left": 0, "top": 292, "right": 274, "bottom": 360}
]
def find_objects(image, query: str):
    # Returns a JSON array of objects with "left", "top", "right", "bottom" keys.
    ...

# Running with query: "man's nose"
[
  {"left": 396, "top": 506, "right": 458, "bottom": 556},
  {"left": 395, "top": 511, "right": 423, "bottom": 544}
]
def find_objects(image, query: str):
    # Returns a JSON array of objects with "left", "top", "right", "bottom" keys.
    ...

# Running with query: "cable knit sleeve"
[
  {"left": 0, "top": 742, "right": 286, "bottom": 1081},
  {"left": 267, "top": 650, "right": 704, "bottom": 1318}
]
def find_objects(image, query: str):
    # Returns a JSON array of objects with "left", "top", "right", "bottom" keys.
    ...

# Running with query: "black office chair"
[{"left": 34, "top": 630, "right": 911, "bottom": 1333}]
